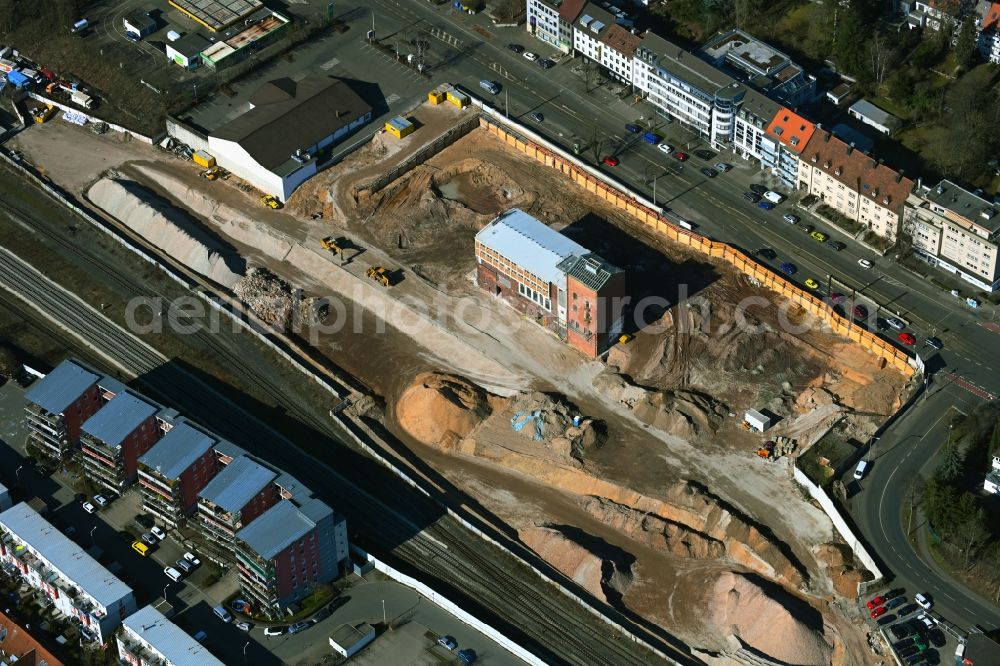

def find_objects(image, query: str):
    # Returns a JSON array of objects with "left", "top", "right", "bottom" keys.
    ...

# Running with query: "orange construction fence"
[{"left": 479, "top": 118, "right": 914, "bottom": 377}]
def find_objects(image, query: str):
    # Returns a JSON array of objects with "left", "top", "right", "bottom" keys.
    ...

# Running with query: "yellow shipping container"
[
  {"left": 428, "top": 89, "right": 445, "bottom": 104},
  {"left": 192, "top": 150, "right": 216, "bottom": 168},
  {"left": 385, "top": 116, "right": 414, "bottom": 139},
  {"left": 446, "top": 90, "right": 469, "bottom": 108}
]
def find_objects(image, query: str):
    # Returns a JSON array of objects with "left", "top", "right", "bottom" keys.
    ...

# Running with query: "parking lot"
[{"left": 862, "top": 587, "right": 964, "bottom": 665}]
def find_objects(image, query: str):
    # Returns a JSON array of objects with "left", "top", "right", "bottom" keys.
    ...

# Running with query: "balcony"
[{"left": 120, "top": 636, "right": 169, "bottom": 666}]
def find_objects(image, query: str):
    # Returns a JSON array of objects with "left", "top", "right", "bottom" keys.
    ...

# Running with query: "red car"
[
  {"left": 853, "top": 304, "right": 869, "bottom": 319},
  {"left": 866, "top": 595, "right": 885, "bottom": 609},
  {"left": 602, "top": 155, "right": 620, "bottom": 167},
  {"left": 673, "top": 152, "right": 689, "bottom": 161},
  {"left": 898, "top": 332, "right": 916, "bottom": 345},
  {"left": 870, "top": 606, "right": 887, "bottom": 619},
  {"left": 829, "top": 292, "right": 845, "bottom": 304}
]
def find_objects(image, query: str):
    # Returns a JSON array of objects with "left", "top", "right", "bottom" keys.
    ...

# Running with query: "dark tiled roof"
[
  {"left": 556, "top": 253, "right": 622, "bottom": 291},
  {"left": 600, "top": 24, "right": 641, "bottom": 57}
]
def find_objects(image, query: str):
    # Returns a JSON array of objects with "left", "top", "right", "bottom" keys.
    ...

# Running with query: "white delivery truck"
[{"left": 763, "top": 191, "right": 784, "bottom": 204}]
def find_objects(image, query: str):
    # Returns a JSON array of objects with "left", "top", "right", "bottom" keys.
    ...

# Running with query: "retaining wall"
[
  {"left": 26, "top": 92, "right": 160, "bottom": 144},
  {"left": 165, "top": 116, "right": 210, "bottom": 152},
  {"left": 475, "top": 113, "right": 915, "bottom": 378}
]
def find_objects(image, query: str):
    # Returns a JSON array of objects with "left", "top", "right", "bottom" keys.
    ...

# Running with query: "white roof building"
[{"left": 118, "top": 605, "right": 226, "bottom": 666}]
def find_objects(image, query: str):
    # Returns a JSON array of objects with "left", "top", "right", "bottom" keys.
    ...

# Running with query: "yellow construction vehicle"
[
  {"left": 260, "top": 194, "right": 282, "bottom": 209},
  {"left": 200, "top": 166, "right": 221, "bottom": 180},
  {"left": 366, "top": 266, "right": 391, "bottom": 286},
  {"left": 32, "top": 105, "right": 56, "bottom": 124}
]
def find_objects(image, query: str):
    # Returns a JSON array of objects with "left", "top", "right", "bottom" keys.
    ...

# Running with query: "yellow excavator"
[
  {"left": 260, "top": 194, "right": 282, "bottom": 209},
  {"left": 366, "top": 266, "right": 391, "bottom": 287}
]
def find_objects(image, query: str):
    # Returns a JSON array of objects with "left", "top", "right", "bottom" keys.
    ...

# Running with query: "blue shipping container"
[{"left": 6, "top": 70, "right": 29, "bottom": 89}]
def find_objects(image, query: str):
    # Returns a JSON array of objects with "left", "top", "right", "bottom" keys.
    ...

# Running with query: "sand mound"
[
  {"left": 593, "top": 371, "right": 727, "bottom": 441},
  {"left": 519, "top": 525, "right": 633, "bottom": 605},
  {"left": 395, "top": 372, "right": 499, "bottom": 447},
  {"left": 87, "top": 177, "right": 244, "bottom": 287},
  {"left": 706, "top": 572, "right": 832, "bottom": 665},
  {"left": 814, "top": 542, "right": 872, "bottom": 599},
  {"left": 504, "top": 391, "right": 606, "bottom": 460}
]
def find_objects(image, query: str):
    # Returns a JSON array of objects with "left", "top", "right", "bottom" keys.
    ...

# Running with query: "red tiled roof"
[
  {"left": 983, "top": 1, "right": 1000, "bottom": 30},
  {"left": 923, "top": 0, "right": 962, "bottom": 14},
  {"left": 600, "top": 24, "right": 641, "bottom": 57},
  {"left": 0, "top": 611, "right": 65, "bottom": 666},
  {"left": 800, "top": 129, "right": 915, "bottom": 215},
  {"left": 766, "top": 108, "right": 816, "bottom": 154},
  {"left": 558, "top": 0, "right": 587, "bottom": 23}
]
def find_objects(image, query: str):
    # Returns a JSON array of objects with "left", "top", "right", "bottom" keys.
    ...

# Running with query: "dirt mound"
[
  {"left": 505, "top": 392, "right": 606, "bottom": 460},
  {"left": 705, "top": 572, "right": 833, "bottom": 665},
  {"left": 581, "top": 496, "right": 725, "bottom": 559},
  {"left": 395, "top": 372, "right": 501, "bottom": 448},
  {"left": 520, "top": 525, "right": 634, "bottom": 605},
  {"left": 593, "top": 371, "right": 727, "bottom": 441},
  {"left": 814, "top": 543, "right": 872, "bottom": 599},
  {"left": 87, "top": 177, "right": 244, "bottom": 287}
]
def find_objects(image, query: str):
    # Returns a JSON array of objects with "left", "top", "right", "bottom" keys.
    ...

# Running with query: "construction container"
[
  {"left": 428, "top": 89, "right": 445, "bottom": 105},
  {"left": 446, "top": 89, "right": 469, "bottom": 108},
  {"left": 192, "top": 150, "right": 215, "bottom": 168},
  {"left": 744, "top": 409, "right": 771, "bottom": 432},
  {"left": 385, "top": 116, "right": 414, "bottom": 139}
]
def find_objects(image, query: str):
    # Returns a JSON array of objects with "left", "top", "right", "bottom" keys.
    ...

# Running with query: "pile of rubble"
[
  {"left": 507, "top": 391, "right": 606, "bottom": 461},
  {"left": 234, "top": 266, "right": 299, "bottom": 329}
]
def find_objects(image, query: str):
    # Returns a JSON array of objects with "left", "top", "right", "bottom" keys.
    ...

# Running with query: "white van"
[
  {"left": 479, "top": 79, "right": 500, "bottom": 95},
  {"left": 213, "top": 605, "right": 233, "bottom": 623},
  {"left": 763, "top": 191, "right": 784, "bottom": 204},
  {"left": 164, "top": 566, "right": 184, "bottom": 582},
  {"left": 853, "top": 460, "right": 868, "bottom": 480}
]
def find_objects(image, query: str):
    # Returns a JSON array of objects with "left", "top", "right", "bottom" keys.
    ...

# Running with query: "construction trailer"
[
  {"left": 384, "top": 116, "right": 414, "bottom": 139},
  {"left": 744, "top": 409, "right": 771, "bottom": 432}
]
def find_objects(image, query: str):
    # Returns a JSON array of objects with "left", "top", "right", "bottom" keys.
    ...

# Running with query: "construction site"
[{"left": 5, "top": 94, "right": 916, "bottom": 664}]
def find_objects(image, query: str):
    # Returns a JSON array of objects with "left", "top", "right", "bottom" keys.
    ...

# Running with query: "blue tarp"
[
  {"left": 6, "top": 70, "right": 29, "bottom": 89},
  {"left": 511, "top": 410, "right": 545, "bottom": 441}
]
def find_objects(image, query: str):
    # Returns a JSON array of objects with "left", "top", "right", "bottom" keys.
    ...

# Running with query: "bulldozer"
[
  {"left": 200, "top": 166, "right": 221, "bottom": 181},
  {"left": 260, "top": 194, "right": 282, "bottom": 209},
  {"left": 366, "top": 266, "right": 391, "bottom": 287},
  {"left": 320, "top": 236, "right": 349, "bottom": 264}
]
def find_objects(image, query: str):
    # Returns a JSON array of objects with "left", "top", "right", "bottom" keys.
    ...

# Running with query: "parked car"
[
  {"left": 694, "top": 149, "right": 714, "bottom": 160},
  {"left": 927, "top": 628, "right": 946, "bottom": 648},
  {"left": 310, "top": 607, "right": 332, "bottom": 625},
  {"left": 896, "top": 333, "right": 914, "bottom": 347},
  {"left": 800, "top": 224, "right": 815, "bottom": 234},
  {"left": 135, "top": 514, "right": 155, "bottom": 529},
  {"left": 804, "top": 278, "right": 819, "bottom": 290},
  {"left": 897, "top": 603, "right": 919, "bottom": 617},
  {"left": 925, "top": 337, "right": 943, "bottom": 349},
  {"left": 82, "top": 501, "right": 96, "bottom": 514},
  {"left": 523, "top": 51, "right": 538, "bottom": 61},
  {"left": 288, "top": 621, "right": 310, "bottom": 634},
  {"left": 858, "top": 258, "right": 873, "bottom": 269},
  {"left": 870, "top": 606, "right": 887, "bottom": 619},
  {"left": 810, "top": 231, "right": 828, "bottom": 242},
  {"left": 885, "top": 596, "right": 906, "bottom": 610},
  {"left": 150, "top": 526, "right": 166, "bottom": 541},
  {"left": 506, "top": 43, "right": 524, "bottom": 54},
  {"left": 782, "top": 214, "right": 799, "bottom": 224},
  {"left": 899, "top": 646, "right": 919, "bottom": 658},
  {"left": 853, "top": 305, "right": 869, "bottom": 319},
  {"left": 625, "top": 123, "right": 642, "bottom": 133},
  {"left": 438, "top": 635, "right": 458, "bottom": 650},
  {"left": 658, "top": 143, "right": 674, "bottom": 154},
  {"left": 875, "top": 317, "right": 890, "bottom": 331},
  {"left": 749, "top": 184, "right": 768, "bottom": 194},
  {"left": 743, "top": 192, "right": 761, "bottom": 203},
  {"left": 264, "top": 625, "right": 287, "bottom": 637},
  {"left": 183, "top": 552, "right": 201, "bottom": 568},
  {"left": 538, "top": 59, "right": 555, "bottom": 69},
  {"left": 93, "top": 494, "right": 110, "bottom": 508},
  {"left": 914, "top": 592, "right": 933, "bottom": 609},
  {"left": 164, "top": 566, "right": 184, "bottom": 582},
  {"left": 140, "top": 532, "right": 158, "bottom": 546},
  {"left": 890, "top": 623, "right": 913, "bottom": 639},
  {"left": 876, "top": 614, "right": 896, "bottom": 626},
  {"left": 458, "top": 648, "right": 478, "bottom": 664},
  {"left": 756, "top": 248, "right": 776, "bottom": 260},
  {"left": 673, "top": 151, "right": 689, "bottom": 161},
  {"left": 713, "top": 162, "right": 732, "bottom": 172},
  {"left": 758, "top": 201, "right": 775, "bottom": 210},
  {"left": 192, "top": 630, "right": 208, "bottom": 643},
  {"left": 175, "top": 558, "right": 193, "bottom": 574},
  {"left": 236, "top": 621, "right": 253, "bottom": 631},
  {"left": 886, "top": 317, "right": 906, "bottom": 330},
  {"left": 829, "top": 292, "right": 845, "bottom": 304},
  {"left": 528, "top": 112, "right": 544, "bottom": 123},
  {"left": 700, "top": 167, "right": 718, "bottom": 178},
  {"left": 867, "top": 596, "right": 886, "bottom": 610},
  {"left": 779, "top": 262, "right": 796, "bottom": 276},
  {"left": 601, "top": 155, "right": 619, "bottom": 167},
  {"left": 828, "top": 240, "right": 846, "bottom": 251}
]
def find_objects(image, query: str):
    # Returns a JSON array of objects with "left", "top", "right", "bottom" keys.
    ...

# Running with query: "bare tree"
[
  {"left": 956, "top": 511, "right": 990, "bottom": 569},
  {"left": 869, "top": 33, "right": 892, "bottom": 86},
  {"left": 904, "top": 475, "right": 924, "bottom": 534}
]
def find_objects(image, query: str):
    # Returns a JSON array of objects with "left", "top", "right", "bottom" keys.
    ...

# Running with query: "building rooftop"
[
  {"left": 0, "top": 609, "right": 65, "bottom": 666},
  {"left": 273, "top": 471, "right": 307, "bottom": 500},
  {"left": 0, "top": 503, "right": 132, "bottom": 610},
  {"left": 600, "top": 23, "right": 641, "bottom": 57},
  {"left": 700, "top": 29, "right": 789, "bottom": 76},
  {"left": 329, "top": 623, "right": 375, "bottom": 651},
  {"left": 168, "top": 32, "right": 212, "bottom": 58},
  {"left": 81, "top": 391, "right": 158, "bottom": 448},
  {"left": 556, "top": 253, "right": 622, "bottom": 291},
  {"left": 830, "top": 124, "right": 875, "bottom": 153},
  {"left": 24, "top": 360, "right": 99, "bottom": 415},
  {"left": 212, "top": 76, "right": 372, "bottom": 175},
  {"left": 557, "top": 0, "right": 587, "bottom": 23},
  {"left": 139, "top": 421, "right": 215, "bottom": 480},
  {"left": 198, "top": 456, "right": 275, "bottom": 513},
  {"left": 636, "top": 31, "right": 736, "bottom": 97},
  {"left": 125, "top": 9, "right": 156, "bottom": 31},
  {"left": 576, "top": 5, "right": 616, "bottom": 38},
  {"left": 925, "top": 180, "right": 1000, "bottom": 232},
  {"left": 766, "top": 109, "right": 816, "bottom": 153},
  {"left": 122, "top": 605, "right": 225, "bottom": 666},
  {"left": 476, "top": 209, "right": 589, "bottom": 286},
  {"left": 849, "top": 99, "right": 900, "bottom": 129},
  {"left": 739, "top": 88, "right": 781, "bottom": 124},
  {"left": 963, "top": 632, "right": 1000, "bottom": 666},
  {"left": 168, "top": 0, "right": 263, "bottom": 32},
  {"left": 800, "top": 129, "right": 914, "bottom": 215},
  {"left": 236, "top": 499, "right": 328, "bottom": 560}
]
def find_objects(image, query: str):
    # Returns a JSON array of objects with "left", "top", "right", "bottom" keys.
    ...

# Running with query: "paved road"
[{"left": 0, "top": 176, "right": 688, "bottom": 664}]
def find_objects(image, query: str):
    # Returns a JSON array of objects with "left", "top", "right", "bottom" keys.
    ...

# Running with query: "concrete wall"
[
  {"left": 27, "top": 92, "right": 160, "bottom": 144},
  {"left": 165, "top": 116, "right": 209, "bottom": 152}
]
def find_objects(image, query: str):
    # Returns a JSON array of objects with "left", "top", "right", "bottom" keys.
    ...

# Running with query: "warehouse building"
[
  {"left": 166, "top": 33, "right": 212, "bottom": 70},
  {"left": 0, "top": 503, "right": 136, "bottom": 643},
  {"left": 207, "top": 76, "right": 372, "bottom": 202},
  {"left": 475, "top": 209, "right": 625, "bottom": 357},
  {"left": 123, "top": 10, "right": 156, "bottom": 38}
]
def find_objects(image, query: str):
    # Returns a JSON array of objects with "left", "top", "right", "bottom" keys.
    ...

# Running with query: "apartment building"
[
  {"left": 573, "top": 7, "right": 639, "bottom": 83},
  {"left": 797, "top": 129, "right": 915, "bottom": 242},
  {"left": 525, "top": 0, "right": 584, "bottom": 52},
  {"left": 765, "top": 109, "right": 816, "bottom": 188},
  {"left": 733, "top": 89, "right": 780, "bottom": 165},
  {"left": 906, "top": 0, "right": 961, "bottom": 30},
  {"left": 137, "top": 420, "right": 220, "bottom": 528},
  {"left": 903, "top": 180, "right": 1000, "bottom": 291},
  {"left": 234, "top": 498, "right": 349, "bottom": 618},
  {"left": 196, "top": 455, "right": 280, "bottom": 551},
  {"left": 0, "top": 609, "right": 65, "bottom": 666},
  {"left": 79, "top": 392, "right": 166, "bottom": 494},
  {"left": 0, "top": 503, "right": 136, "bottom": 643},
  {"left": 117, "top": 605, "right": 225, "bottom": 666},
  {"left": 23, "top": 360, "right": 124, "bottom": 462},
  {"left": 698, "top": 29, "right": 816, "bottom": 107},
  {"left": 978, "top": 1, "right": 1000, "bottom": 63},
  {"left": 474, "top": 209, "right": 626, "bottom": 357}
]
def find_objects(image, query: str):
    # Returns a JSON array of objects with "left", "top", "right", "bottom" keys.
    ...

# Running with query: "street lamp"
[
  {"left": 90, "top": 526, "right": 97, "bottom": 545},
  {"left": 243, "top": 640, "right": 250, "bottom": 665},
  {"left": 163, "top": 583, "right": 171, "bottom": 601},
  {"left": 14, "top": 465, "right": 25, "bottom": 484},
  {"left": 867, "top": 436, "right": 880, "bottom": 462}
]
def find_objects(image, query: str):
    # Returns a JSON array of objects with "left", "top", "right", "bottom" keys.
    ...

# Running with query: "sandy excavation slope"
[{"left": 87, "top": 177, "right": 245, "bottom": 288}]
